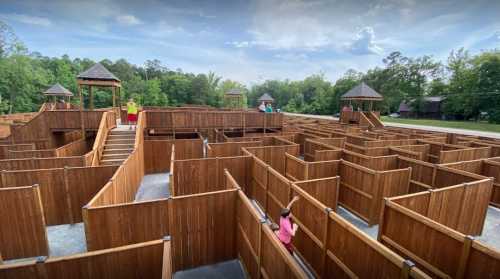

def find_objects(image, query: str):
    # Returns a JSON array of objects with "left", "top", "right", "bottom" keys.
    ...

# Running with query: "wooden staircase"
[
  {"left": 365, "top": 111, "right": 384, "bottom": 128},
  {"left": 100, "top": 129, "right": 135, "bottom": 166}
]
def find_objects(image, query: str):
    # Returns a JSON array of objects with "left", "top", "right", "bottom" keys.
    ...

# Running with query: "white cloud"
[
  {"left": 246, "top": 0, "right": 351, "bottom": 51},
  {"left": 1, "top": 13, "right": 52, "bottom": 27},
  {"left": 115, "top": 15, "right": 142, "bottom": 26},
  {"left": 225, "top": 41, "right": 256, "bottom": 48},
  {"left": 347, "top": 27, "right": 383, "bottom": 55}
]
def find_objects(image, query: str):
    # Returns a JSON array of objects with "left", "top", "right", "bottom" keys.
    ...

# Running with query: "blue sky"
[{"left": 1, "top": 0, "right": 499, "bottom": 84}]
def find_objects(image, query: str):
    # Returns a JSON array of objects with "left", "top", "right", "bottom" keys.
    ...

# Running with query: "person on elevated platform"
[{"left": 127, "top": 98, "right": 138, "bottom": 130}]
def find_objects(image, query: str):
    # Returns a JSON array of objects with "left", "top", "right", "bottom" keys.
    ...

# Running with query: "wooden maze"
[{"left": 0, "top": 107, "right": 499, "bottom": 278}]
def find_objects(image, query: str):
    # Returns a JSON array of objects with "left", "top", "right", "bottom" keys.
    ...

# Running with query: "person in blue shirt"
[{"left": 265, "top": 103, "right": 273, "bottom": 113}]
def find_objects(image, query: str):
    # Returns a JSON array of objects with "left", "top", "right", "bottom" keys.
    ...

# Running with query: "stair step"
[
  {"left": 102, "top": 153, "right": 129, "bottom": 160},
  {"left": 108, "top": 134, "right": 135, "bottom": 140},
  {"left": 101, "top": 159, "right": 124, "bottom": 166},
  {"left": 105, "top": 143, "right": 134, "bottom": 149},
  {"left": 110, "top": 130, "right": 135, "bottom": 135},
  {"left": 106, "top": 139, "right": 135, "bottom": 144},
  {"left": 102, "top": 148, "right": 134, "bottom": 155}
]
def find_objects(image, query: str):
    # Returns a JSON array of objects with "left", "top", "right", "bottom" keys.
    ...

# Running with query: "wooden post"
[
  {"left": 63, "top": 166, "right": 75, "bottom": 224},
  {"left": 400, "top": 259, "right": 415, "bottom": 279},
  {"left": 321, "top": 208, "right": 333, "bottom": 278},
  {"left": 33, "top": 184, "right": 49, "bottom": 255},
  {"left": 35, "top": 256, "right": 48, "bottom": 279},
  {"left": 162, "top": 235, "right": 173, "bottom": 279},
  {"left": 89, "top": 85, "right": 93, "bottom": 110},
  {"left": 79, "top": 84, "right": 85, "bottom": 138},
  {"left": 456, "top": 235, "right": 474, "bottom": 279},
  {"left": 1, "top": 170, "right": 6, "bottom": 187},
  {"left": 112, "top": 86, "right": 116, "bottom": 108},
  {"left": 257, "top": 217, "right": 265, "bottom": 278}
]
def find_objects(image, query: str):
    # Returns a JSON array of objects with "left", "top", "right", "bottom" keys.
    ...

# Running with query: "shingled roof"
[
  {"left": 258, "top": 93, "right": 274, "bottom": 102},
  {"left": 341, "top": 82, "right": 383, "bottom": 101},
  {"left": 77, "top": 63, "right": 120, "bottom": 82},
  {"left": 225, "top": 88, "right": 243, "bottom": 95},
  {"left": 43, "top": 83, "right": 73, "bottom": 96}
]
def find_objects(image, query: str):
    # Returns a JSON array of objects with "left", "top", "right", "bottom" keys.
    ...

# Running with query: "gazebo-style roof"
[
  {"left": 43, "top": 83, "right": 73, "bottom": 97},
  {"left": 341, "top": 82, "right": 383, "bottom": 101},
  {"left": 225, "top": 88, "right": 243, "bottom": 96},
  {"left": 258, "top": 93, "right": 274, "bottom": 102},
  {"left": 76, "top": 63, "right": 122, "bottom": 111},
  {"left": 77, "top": 63, "right": 120, "bottom": 82}
]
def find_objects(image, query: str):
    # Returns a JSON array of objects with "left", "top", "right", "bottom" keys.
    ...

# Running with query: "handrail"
[{"left": 90, "top": 111, "right": 116, "bottom": 166}]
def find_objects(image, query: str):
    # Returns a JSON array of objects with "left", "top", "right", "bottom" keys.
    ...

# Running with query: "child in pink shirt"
[{"left": 277, "top": 196, "right": 300, "bottom": 253}]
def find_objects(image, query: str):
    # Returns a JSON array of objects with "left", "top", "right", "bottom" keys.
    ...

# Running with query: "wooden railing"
[{"left": 91, "top": 111, "right": 117, "bottom": 166}]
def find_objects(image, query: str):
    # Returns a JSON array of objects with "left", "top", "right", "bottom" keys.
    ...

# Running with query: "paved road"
[{"left": 284, "top": 112, "right": 500, "bottom": 139}]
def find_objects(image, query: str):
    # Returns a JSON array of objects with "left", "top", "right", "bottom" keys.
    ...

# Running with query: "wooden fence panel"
[
  {"left": 83, "top": 199, "right": 170, "bottom": 251},
  {"left": 207, "top": 141, "right": 262, "bottom": 157},
  {"left": 0, "top": 185, "right": 48, "bottom": 260},
  {"left": 433, "top": 166, "right": 487, "bottom": 188},
  {"left": 260, "top": 225, "right": 308, "bottom": 279},
  {"left": 0, "top": 157, "right": 84, "bottom": 171},
  {"left": 379, "top": 196, "right": 500, "bottom": 278},
  {"left": 306, "top": 160, "right": 340, "bottom": 180},
  {"left": 314, "top": 149, "right": 342, "bottom": 161},
  {"left": 7, "top": 149, "right": 57, "bottom": 159},
  {"left": 172, "top": 156, "right": 250, "bottom": 196},
  {"left": 169, "top": 189, "right": 237, "bottom": 271},
  {"left": 218, "top": 156, "right": 252, "bottom": 192},
  {"left": 172, "top": 138, "right": 203, "bottom": 160},
  {"left": 251, "top": 157, "right": 268, "bottom": 210},
  {"left": 245, "top": 145, "right": 300, "bottom": 175},
  {"left": 484, "top": 160, "right": 500, "bottom": 207},
  {"left": 397, "top": 157, "right": 435, "bottom": 187},
  {"left": 144, "top": 140, "right": 173, "bottom": 173},
  {"left": 326, "top": 212, "right": 421, "bottom": 278},
  {"left": 439, "top": 147, "right": 491, "bottom": 163},
  {"left": 3, "top": 168, "right": 67, "bottom": 225},
  {"left": 172, "top": 158, "right": 218, "bottom": 196},
  {"left": 236, "top": 191, "right": 262, "bottom": 279},
  {"left": 0, "top": 240, "right": 165, "bottom": 279},
  {"left": 266, "top": 168, "right": 291, "bottom": 223},
  {"left": 55, "top": 138, "right": 90, "bottom": 157},
  {"left": 427, "top": 180, "right": 491, "bottom": 235},
  {"left": 288, "top": 185, "right": 328, "bottom": 278},
  {"left": 464, "top": 242, "right": 500, "bottom": 278},
  {"left": 0, "top": 144, "right": 34, "bottom": 159},
  {"left": 304, "top": 139, "right": 339, "bottom": 161},
  {"left": 285, "top": 153, "right": 307, "bottom": 181},
  {"left": 338, "top": 161, "right": 378, "bottom": 224},
  {"left": 66, "top": 166, "right": 117, "bottom": 223},
  {"left": 295, "top": 177, "right": 339, "bottom": 210}
]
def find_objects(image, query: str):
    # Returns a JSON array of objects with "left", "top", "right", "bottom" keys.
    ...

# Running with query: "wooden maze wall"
[{"left": 2, "top": 110, "right": 500, "bottom": 278}]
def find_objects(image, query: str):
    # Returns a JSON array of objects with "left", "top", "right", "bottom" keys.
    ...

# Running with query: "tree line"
[{"left": 1, "top": 21, "right": 500, "bottom": 123}]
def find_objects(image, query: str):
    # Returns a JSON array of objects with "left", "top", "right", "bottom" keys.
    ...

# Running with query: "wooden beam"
[
  {"left": 77, "top": 79, "right": 121, "bottom": 87},
  {"left": 89, "top": 85, "right": 93, "bottom": 111},
  {"left": 112, "top": 86, "right": 116, "bottom": 108}
]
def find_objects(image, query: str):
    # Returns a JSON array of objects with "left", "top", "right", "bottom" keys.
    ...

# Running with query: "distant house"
[{"left": 398, "top": 96, "right": 444, "bottom": 119}]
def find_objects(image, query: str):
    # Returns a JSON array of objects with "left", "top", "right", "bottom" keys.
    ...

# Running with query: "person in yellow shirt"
[{"left": 127, "top": 98, "right": 138, "bottom": 130}]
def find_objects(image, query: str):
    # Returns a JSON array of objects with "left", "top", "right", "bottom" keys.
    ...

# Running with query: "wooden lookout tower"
[
  {"left": 43, "top": 83, "right": 73, "bottom": 110},
  {"left": 258, "top": 93, "right": 274, "bottom": 105},
  {"left": 340, "top": 82, "right": 384, "bottom": 128},
  {"left": 224, "top": 88, "right": 243, "bottom": 108},
  {"left": 77, "top": 63, "right": 121, "bottom": 111}
]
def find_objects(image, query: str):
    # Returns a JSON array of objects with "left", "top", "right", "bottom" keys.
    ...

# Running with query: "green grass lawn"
[{"left": 380, "top": 116, "right": 500, "bottom": 133}]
